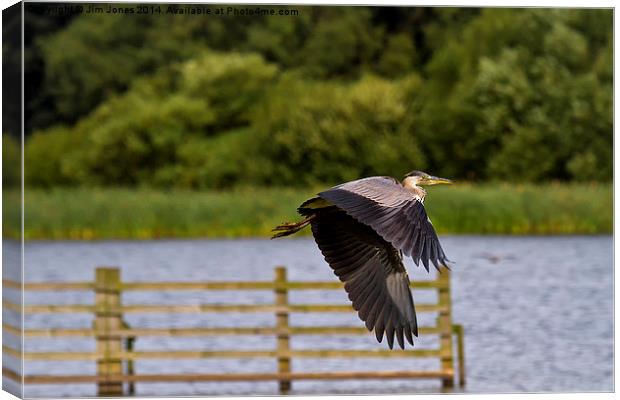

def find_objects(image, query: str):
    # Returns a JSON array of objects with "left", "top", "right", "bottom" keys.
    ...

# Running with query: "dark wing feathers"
[
  {"left": 311, "top": 208, "right": 417, "bottom": 349},
  {"left": 293, "top": 176, "right": 451, "bottom": 350},
  {"left": 319, "top": 176, "right": 450, "bottom": 269}
]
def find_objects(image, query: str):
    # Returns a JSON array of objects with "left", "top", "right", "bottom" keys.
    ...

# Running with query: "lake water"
[{"left": 2, "top": 236, "right": 614, "bottom": 397}]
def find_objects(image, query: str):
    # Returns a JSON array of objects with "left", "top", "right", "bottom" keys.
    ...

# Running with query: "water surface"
[{"left": 2, "top": 236, "right": 613, "bottom": 396}]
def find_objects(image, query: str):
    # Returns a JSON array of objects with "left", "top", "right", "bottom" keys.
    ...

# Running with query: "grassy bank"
[{"left": 3, "top": 183, "right": 612, "bottom": 240}]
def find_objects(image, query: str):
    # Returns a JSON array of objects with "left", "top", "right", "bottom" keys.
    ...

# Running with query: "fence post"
[
  {"left": 94, "top": 267, "right": 124, "bottom": 396},
  {"left": 123, "top": 319, "right": 136, "bottom": 395},
  {"left": 453, "top": 324, "right": 466, "bottom": 387},
  {"left": 275, "top": 266, "right": 291, "bottom": 394},
  {"left": 437, "top": 269, "right": 454, "bottom": 390}
]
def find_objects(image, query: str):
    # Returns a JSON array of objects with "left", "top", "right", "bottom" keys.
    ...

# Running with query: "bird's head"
[{"left": 404, "top": 170, "right": 453, "bottom": 186}]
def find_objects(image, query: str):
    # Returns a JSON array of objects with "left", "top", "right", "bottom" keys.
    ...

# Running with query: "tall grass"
[
  {"left": 423, "top": 182, "right": 612, "bottom": 234},
  {"left": 3, "top": 183, "right": 612, "bottom": 240}
]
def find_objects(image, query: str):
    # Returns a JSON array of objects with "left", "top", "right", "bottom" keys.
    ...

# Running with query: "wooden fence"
[{"left": 2, "top": 266, "right": 465, "bottom": 396}]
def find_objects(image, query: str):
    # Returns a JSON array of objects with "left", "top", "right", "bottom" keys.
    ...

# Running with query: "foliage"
[
  {"left": 24, "top": 126, "right": 83, "bottom": 187},
  {"left": 252, "top": 73, "right": 426, "bottom": 185},
  {"left": 2, "top": 135, "right": 20, "bottom": 188},
  {"left": 377, "top": 33, "right": 418, "bottom": 78},
  {"left": 22, "top": 7, "right": 612, "bottom": 189},
  {"left": 31, "top": 52, "right": 277, "bottom": 187},
  {"left": 299, "top": 8, "right": 384, "bottom": 78},
  {"left": 38, "top": 13, "right": 208, "bottom": 125},
  {"left": 167, "top": 128, "right": 267, "bottom": 189},
  {"left": 418, "top": 9, "right": 612, "bottom": 182}
]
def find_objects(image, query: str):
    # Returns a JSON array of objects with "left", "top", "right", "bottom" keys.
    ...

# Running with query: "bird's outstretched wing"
[
  {"left": 319, "top": 176, "right": 449, "bottom": 272},
  {"left": 311, "top": 207, "right": 417, "bottom": 349}
]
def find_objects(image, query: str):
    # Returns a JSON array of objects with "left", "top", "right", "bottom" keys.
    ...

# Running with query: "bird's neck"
[{"left": 402, "top": 177, "right": 426, "bottom": 202}]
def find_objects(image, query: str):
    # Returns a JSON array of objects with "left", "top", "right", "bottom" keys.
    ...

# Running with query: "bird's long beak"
[{"left": 425, "top": 176, "right": 453, "bottom": 185}]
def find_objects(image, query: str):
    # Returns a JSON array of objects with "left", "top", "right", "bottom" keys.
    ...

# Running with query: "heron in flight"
[{"left": 271, "top": 170, "right": 453, "bottom": 349}]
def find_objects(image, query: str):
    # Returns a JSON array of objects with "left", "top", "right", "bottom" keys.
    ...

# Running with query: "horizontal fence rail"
[
  {"left": 2, "top": 367, "right": 453, "bottom": 384},
  {"left": 3, "top": 346, "right": 448, "bottom": 360},
  {"left": 2, "top": 279, "right": 449, "bottom": 291},
  {"left": 3, "top": 324, "right": 445, "bottom": 337},
  {"left": 2, "top": 301, "right": 449, "bottom": 314},
  {"left": 3, "top": 266, "right": 465, "bottom": 395}
]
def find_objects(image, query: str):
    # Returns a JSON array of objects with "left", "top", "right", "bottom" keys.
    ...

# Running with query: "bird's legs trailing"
[{"left": 271, "top": 215, "right": 315, "bottom": 239}]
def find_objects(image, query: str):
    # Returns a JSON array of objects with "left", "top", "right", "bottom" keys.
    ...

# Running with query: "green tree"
[
  {"left": 377, "top": 33, "right": 417, "bottom": 78},
  {"left": 2, "top": 134, "right": 20, "bottom": 188},
  {"left": 300, "top": 8, "right": 384, "bottom": 78},
  {"left": 419, "top": 8, "right": 612, "bottom": 182},
  {"left": 252, "top": 73, "right": 426, "bottom": 186},
  {"left": 39, "top": 13, "right": 216, "bottom": 126},
  {"left": 24, "top": 7, "right": 612, "bottom": 188},
  {"left": 51, "top": 51, "right": 277, "bottom": 187},
  {"left": 24, "top": 126, "right": 84, "bottom": 187}
]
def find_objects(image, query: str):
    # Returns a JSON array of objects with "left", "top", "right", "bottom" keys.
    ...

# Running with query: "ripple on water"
[{"left": 5, "top": 236, "right": 613, "bottom": 397}]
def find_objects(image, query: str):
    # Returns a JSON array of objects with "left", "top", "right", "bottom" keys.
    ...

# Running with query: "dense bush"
[
  {"left": 417, "top": 8, "right": 612, "bottom": 182},
  {"left": 33, "top": 52, "right": 277, "bottom": 187},
  {"left": 252, "top": 73, "right": 426, "bottom": 186},
  {"left": 25, "top": 126, "right": 84, "bottom": 187},
  {"left": 22, "top": 8, "right": 612, "bottom": 188},
  {"left": 29, "top": 6, "right": 395, "bottom": 130},
  {"left": 173, "top": 128, "right": 268, "bottom": 189},
  {"left": 2, "top": 135, "right": 20, "bottom": 188},
  {"left": 38, "top": 13, "right": 211, "bottom": 125}
]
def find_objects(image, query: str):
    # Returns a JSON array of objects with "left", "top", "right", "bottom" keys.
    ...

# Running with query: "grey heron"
[{"left": 271, "top": 170, "right": 453, "bottom": 349}]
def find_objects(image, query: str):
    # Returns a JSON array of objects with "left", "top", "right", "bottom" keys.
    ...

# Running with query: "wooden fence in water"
[{"left": 2, "top": 266, "right": 465, "bottom": 395}]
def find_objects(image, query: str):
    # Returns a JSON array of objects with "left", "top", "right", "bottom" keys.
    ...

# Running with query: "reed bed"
[{"left": 3, "top": 183, "right": 611, "bottom": 239}]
